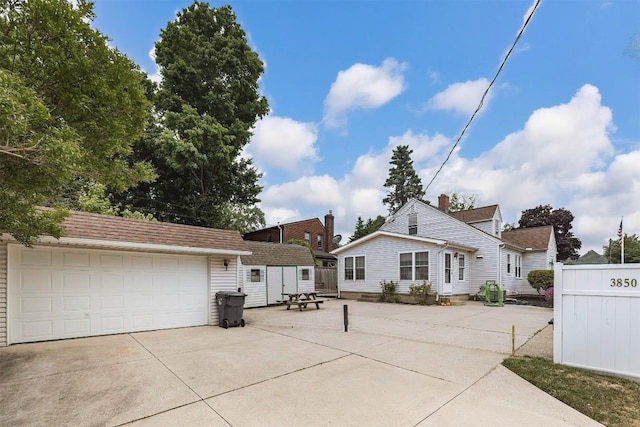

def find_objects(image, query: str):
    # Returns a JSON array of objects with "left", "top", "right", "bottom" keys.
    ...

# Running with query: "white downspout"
[
  {"left": 277, "top": 222, "right": 283, "bottom": 243},
  {"left": 498, "top": 243, "right": 505, "bottom": 291}
]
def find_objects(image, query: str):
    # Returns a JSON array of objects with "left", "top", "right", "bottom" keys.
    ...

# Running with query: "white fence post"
[{"left": 553, "top": 262, "right": 563, "bottom": 363}]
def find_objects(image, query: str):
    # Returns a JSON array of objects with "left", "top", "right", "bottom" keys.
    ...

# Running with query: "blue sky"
[{"left": 92, "top": 0, "right": 640, "bottom": 254}]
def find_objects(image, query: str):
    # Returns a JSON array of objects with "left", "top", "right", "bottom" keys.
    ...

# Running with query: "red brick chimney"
[
  {"left": 324, "top": 210, "right": 335, "bottom": 251},
  {"left": 438, "top": 194, "right": 450, "bottom": 212}
]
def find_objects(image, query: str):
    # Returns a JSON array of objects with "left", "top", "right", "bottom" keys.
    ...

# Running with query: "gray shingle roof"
[
  {"left": 47, "top": 210, "right": 250, "bottom": 253},
  {"left": 448, "top": 205, "right": 498, "bottom": 223},
  {"left": 241, "top": 241, "right": 315, "bottom": 266},
  {"left": 501, "top": 225, "right": 553, "bottom": 250}
]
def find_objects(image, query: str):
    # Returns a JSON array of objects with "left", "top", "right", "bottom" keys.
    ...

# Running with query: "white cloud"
[
  {"left": 147, "top": 47, "right": 162, "bottom": 84},
  {"left": 248, "top": 116, "right": 319, "bottom": 174},
  {"left": 323, "top": 58, "right": 406, "bottom": 129},
  {"left": 426, "top": 78, "right": 493, "bottom": 115},
  {"left": 260, "top": 84, "right": 640, "bottom": 253},
  {"left": 420, "top": 84, "right": 633, "bottom": 253}
]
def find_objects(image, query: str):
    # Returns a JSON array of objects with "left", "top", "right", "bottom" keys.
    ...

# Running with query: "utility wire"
[{"left": 424, "top": 0, "right": 542, "bottom": 192}]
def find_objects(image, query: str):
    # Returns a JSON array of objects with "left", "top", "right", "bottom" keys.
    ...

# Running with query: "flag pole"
[{"left": 621, "top": 217, "right": 625, "bottom": 265}]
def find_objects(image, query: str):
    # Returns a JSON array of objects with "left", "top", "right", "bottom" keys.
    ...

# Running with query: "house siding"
[
  {"left": 500, "top": 248, "right": 521, "bottom": 294},
  {"left": 471, "top": 221, "right": 494, "bottom": 235},
  {"left": 338, "top": 235, "right": 442, "bottom": 295},
  {"left": 380, "top": 201, "right": 501, "bottom": 294},
  {"left": 296, "top": 266, "right": 315, "bottom": 293},
  {"left": 241, "top": 265, "right": 267, "bottom": 308},
  {"left": 209, "top": 256, "right": 239, "bottom": 325},
  {"left": 0, "top": 242, "right": 7, "bottom": 347}
]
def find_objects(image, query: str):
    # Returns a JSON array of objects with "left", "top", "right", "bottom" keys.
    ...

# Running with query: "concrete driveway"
[{"left": 0, "top": 300, "right": 600, "bottom": 426}]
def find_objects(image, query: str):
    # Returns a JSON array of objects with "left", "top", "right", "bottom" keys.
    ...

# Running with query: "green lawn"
[{"left": 503, "top": 357, "right": 640, "bottom": 427}]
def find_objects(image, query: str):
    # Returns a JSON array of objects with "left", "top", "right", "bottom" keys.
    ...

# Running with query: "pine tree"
[{"left": 383, "top": 145, "right": 425, "bottom": 213}]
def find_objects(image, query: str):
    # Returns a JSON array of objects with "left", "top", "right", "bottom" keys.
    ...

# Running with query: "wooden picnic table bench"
[{"left": 283, "top": 292, "right": 327, "bottom": 311}]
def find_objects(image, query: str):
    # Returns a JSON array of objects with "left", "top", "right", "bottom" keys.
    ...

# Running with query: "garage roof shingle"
[
  {"left": 52, "top": 210, "right": 250, "bottom": 253},
  {"left": 241, "top": 241, "right": 315, "bottom": 266}
]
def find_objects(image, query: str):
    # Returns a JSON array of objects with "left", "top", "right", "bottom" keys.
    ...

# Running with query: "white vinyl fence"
[{"left": 554, "top": 263, "right": 640, "bottom": 379}]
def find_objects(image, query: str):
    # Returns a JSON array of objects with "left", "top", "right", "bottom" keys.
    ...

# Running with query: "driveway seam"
[
  {"left": 125, "top": 334, "right": 234, "bottom": 427},
  {"left": 411, "top": 363, "right": 503, "bottom": 427}
]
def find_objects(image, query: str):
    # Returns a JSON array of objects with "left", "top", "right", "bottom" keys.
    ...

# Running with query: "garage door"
[{"left": 8, "top": 245, "right": 209, "bottom": 344}]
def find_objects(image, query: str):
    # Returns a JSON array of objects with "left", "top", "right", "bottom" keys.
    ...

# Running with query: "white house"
[
  {"left": 333, "top": 196, "right": 557, "bottom": 301},
  {"left": 0, "top": 210, "right": 252, "bottom": 346},
  {"left": 239, "top": 241, "right": 315, "bottom": 307}
]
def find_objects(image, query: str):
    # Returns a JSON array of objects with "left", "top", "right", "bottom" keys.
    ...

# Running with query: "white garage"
[
  {"left": 0, "top": 210, "right": 252, "bottom": 346},
  {"left": 8, "top": 245, "right": 209, "bottom": 344}
]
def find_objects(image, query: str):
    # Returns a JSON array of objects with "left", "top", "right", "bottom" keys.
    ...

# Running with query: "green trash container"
[{"left": 215, "top": 291, "right": 246, "bottom": 329}]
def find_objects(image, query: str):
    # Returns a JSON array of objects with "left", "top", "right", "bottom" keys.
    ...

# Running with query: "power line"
[{"left": 424, "top": 0, "right": 542, "bottom": 192}]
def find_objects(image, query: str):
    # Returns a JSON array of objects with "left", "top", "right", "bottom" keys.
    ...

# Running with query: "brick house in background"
[{"left": 243, "top": 211, "right": 338, "bottom": 266}]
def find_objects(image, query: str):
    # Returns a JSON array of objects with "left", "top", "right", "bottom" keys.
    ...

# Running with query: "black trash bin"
[{"left": 215, "top": 291, "right": 247, "bottom": 329}]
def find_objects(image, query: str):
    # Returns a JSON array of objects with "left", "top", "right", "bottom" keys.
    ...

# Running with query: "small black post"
[{"left": 343, "top": 304, "right": 348, "bottom": 332}]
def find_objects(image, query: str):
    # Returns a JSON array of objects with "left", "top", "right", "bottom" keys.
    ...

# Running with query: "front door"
[{"left": 442, "top": 252, "right": 453, "bottom": 295}]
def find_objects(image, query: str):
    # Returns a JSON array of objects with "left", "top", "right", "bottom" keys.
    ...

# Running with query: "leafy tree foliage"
[
  {"left": 446, "top": 192, "right": 477, "bottom": 212},
  {"left": 603, "top": 234, "right": 640, "bottom": 264},
  {"left": 518, "top": 204, "right": 582, "bottom": 261},
  {"left": 349, "top": 215, "right": 386, "bottom": 242},
  {"left": 0, "top": 0, "right": 152, "bottom": 245},
  {"left": 383, "top": 145, "right": 425, "bottom": 213},
  {"left": 502, "top": 222, "right": 517, "bottom": 231},
  {"left": 113, "top": 2, "right": 268, "bottom": 230}
]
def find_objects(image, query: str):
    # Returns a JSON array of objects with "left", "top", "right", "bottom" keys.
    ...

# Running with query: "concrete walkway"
[{"left": 0, "top": 300, "right": 600, "bottom": 426}]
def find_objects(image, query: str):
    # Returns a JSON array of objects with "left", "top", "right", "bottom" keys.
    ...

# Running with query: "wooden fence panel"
[{"left": 315, "top": 267, "right": 337, "bottom": 292}]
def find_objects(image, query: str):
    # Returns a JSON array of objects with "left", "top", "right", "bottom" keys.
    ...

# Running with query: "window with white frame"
[
  {"left": 317, "top": 234, "right": 322, "bottom": 249},
  {"left": 494, "top": 219, "right": 500, "bottom": 236},
  {"left": 415, "top": 251, "right": 429, "bottom": 280},
  {"left": 408, "top": 213, "right": 418, "bottom": 235},
  {"left": 301, "top": 268, "right": 310, "bottom": 280},
  {"left": 507, "top": 254, "right": 511, "bottom": 274},
  {"left": 400, "top": 253, "right": 413, "bottom": 280},
  {"left": 355, "top": 256, "right": 365, "bottom": 280},
  {"left": 344, "top": 256, "right": 365, "bottom": 280},
  {"left": 458, "top": 254, "right": 465, "bottom": 280},
  {"left": 248, "top": 268, "right": 264, "bottom": 283},
  {"left": 304, "top": 231, "right": 310, "bottom": 242},
  {"left": 515, "top": 255, "right": 522, "bottom": 278},
  {"left": 399, "top": 251, "right": 429, "bottom": 281}
]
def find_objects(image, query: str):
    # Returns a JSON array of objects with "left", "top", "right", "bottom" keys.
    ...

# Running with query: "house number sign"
[{"left": 609, "top": 278, "right": 638, "bottom": 288}]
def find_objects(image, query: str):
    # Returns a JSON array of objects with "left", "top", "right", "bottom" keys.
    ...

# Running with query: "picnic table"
[{"left": 283, "top": 292, "right": 327, "bottom": 311}]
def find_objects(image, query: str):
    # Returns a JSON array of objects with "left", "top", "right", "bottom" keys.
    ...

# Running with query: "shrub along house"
[
  {"left": 0, "top": 210, "right": 252, "bottom": 346},
  {"left": 333, "top": 196, "right": 556, "bottom": 302}
]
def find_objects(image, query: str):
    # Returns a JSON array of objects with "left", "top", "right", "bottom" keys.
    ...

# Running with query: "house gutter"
[{"left": 30, "top": 236, "right": 252, "bottom": 256}]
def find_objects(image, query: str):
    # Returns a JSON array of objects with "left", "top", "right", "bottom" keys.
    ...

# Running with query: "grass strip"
[{"left": 503, "top": 356, "right": 640, "bottom": 427}]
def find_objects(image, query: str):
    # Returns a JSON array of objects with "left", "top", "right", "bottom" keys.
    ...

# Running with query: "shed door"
[{"left": 8, "top": 245, "right": 209, "bottom": 344}]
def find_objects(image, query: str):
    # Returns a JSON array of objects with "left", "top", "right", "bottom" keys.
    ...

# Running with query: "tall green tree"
[
  {"left": 603, "top": 234, "right": 640, "bottom": 264},
  {"left": 447, "top": 192, "right": 477, "bottom": 212},
  {"left": 0, "top": 0, "right": 153, "bottom": 245},
  {"left": 349, "top": 215, "right": 386, "bottom": 242},
  {"left": 518, "top": 204, "right": 582, "bottom": 261},
  {"left": 113, "top": 2, "right": 268, "bottom": 230},
  {"left": 383, "top": 145, "right": 425, "bottom": 213}
]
